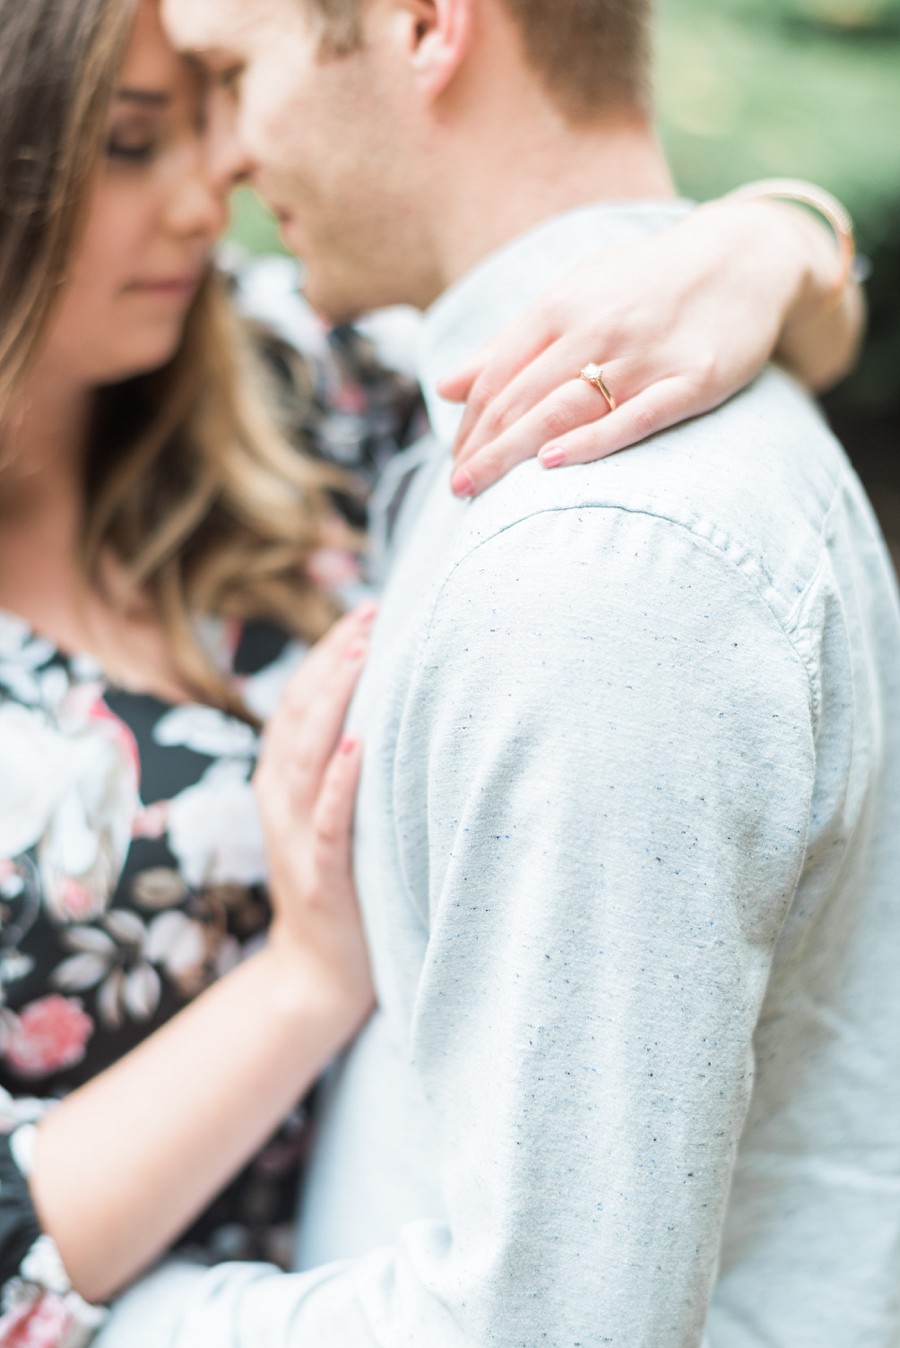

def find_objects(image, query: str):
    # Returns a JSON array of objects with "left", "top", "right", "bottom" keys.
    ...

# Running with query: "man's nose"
[{"left": 205, "top": 87, "right": 255, "bottom": 193}]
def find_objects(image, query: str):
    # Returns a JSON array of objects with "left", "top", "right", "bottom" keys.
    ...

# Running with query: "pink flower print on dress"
[
  {"left": 0, "top": 688, "right": 140, "bottom": 925},
  {"left": 53, "top": 878, "right": 100, "bottom": 925},
  {"left": 0, "top": 1294, "right": 74, "bottom": 1348},
  {"left": 2, "top": 995, "right": 94, "bottom": 1079},
  {"left": 132, "top": 800, "right": 170, "bottom": 841},
  {"left": 0, "top": 1292, "right": 73, "bottom": 1348},
  {"left": 306, "top": 548, "right": 363, "bottom": 591},
  {"left": 46, "top": 688, "right": 140, "bottom": 924},
  {"left": 64, "top": 683, "right": 140, "bottom": 783},
  {"left": 332, "top": 380, "right": 368, "bottom": 415}
]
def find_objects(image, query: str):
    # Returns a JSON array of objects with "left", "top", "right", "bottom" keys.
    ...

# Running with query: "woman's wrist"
[
  {"left": 762, "top": 200, "right": 849, "bottom": 330},
  {"left": 690, "top": 196, "right": 801, "bottom": 336},
  {"left": 260, "top": 923, "right": 373, "bottom": 1045},
  {"left": 698, "top": 193, "right": 846, "bottom": 330},
  {"left": 699, "top": 194, "right": 862, "bottom": 390},
  {"left": 725, "top": 179, "right": 856, "bottom": 315}
]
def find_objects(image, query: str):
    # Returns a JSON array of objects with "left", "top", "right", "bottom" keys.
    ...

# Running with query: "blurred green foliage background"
[
  {"left": 230, "top": 0, "right": 899, "bottom": 486},
  {"left": 658, "top": 0, "right": 900, "bottom": 457},
  {"left": 660, "top": 0, "right": 900, "bottom": 224}
]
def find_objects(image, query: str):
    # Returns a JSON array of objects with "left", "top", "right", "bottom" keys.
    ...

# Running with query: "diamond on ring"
[{"left": 578, "top": 363, "right": 617, "bottom": 412}]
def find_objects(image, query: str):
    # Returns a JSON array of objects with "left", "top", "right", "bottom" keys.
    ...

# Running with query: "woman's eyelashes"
[
  {"left": 107, "top": 136, "right": 157, "bottom": 164},
  {"left": 106, "top": 117, "right": 162, "bottom": 164}
]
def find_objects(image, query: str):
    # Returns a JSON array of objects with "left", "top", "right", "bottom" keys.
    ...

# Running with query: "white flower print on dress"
[
  {"left": 0, "top": 1286, "right": 77, "bottom": 1348},
  {"left": 0, "top": 683, "right": 139, "bottom": 925},
  {"left": 154, "top": 704, "right": 259, "bottom": 759},
  {"left": 166, "top": 760, "right": 267, "bottom": 889},
  {"left": 50, "top": 907, "right": 224, "bottom": 1029},
  {"left": 0, "top": 1258, "right": 106, "bottom": 1347},
  {"left": 0, "top": 706, "right": 74, "bottom": 862},
  {"left": 0, "top": 1128, "right": 107, "bottom": 1347},
  {"left": 0, "top": 613, "right": 57, "bottom": 708}
]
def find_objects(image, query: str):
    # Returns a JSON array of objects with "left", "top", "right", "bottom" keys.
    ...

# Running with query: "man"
[{"left": 100, "top": 0, "right": 900, "bottom": 1342}]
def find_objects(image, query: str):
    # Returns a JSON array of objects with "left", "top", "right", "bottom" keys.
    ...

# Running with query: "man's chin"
[{"left": 300, "top": 267, "right": 369, "bottom": 327}]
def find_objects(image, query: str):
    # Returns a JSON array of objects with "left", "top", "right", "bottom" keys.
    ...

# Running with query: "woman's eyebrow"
[{"left": 114, "top": 88, "right": 172, "bottom": 107}]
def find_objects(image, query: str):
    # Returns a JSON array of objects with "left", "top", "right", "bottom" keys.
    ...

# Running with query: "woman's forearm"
[
  {"left": 24, "top": 594, "right": 375, "bottom": 1308},
  {"left": 30, "top": 936, "right": 358, "bottom": 1305}
]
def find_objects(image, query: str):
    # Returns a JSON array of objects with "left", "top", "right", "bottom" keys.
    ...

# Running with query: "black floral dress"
[
  {"left": 0, "top": 268, "right": 425, "bottom": 1348},
  {"left": 0, "top": 617, "right": 315, "bottom": 1345}
]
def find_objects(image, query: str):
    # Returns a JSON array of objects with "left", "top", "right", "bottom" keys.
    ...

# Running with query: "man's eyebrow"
[
  {"left": 179, "top": 46, "right": 242, "bottom": 72},
  {"left": 114, "top": 88, "right": 172, "bottom": 107}
]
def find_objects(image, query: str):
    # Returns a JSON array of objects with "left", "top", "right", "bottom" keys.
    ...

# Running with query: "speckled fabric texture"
[{"left": 97, "top": 205, "right": 900, "bottom": 1348}]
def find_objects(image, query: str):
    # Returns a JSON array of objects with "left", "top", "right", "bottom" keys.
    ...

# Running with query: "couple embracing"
[{"left": 3, "top": 0, "right": 899, "bottom": 1345}]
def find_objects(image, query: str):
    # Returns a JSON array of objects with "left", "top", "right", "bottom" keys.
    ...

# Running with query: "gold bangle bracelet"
[{"left": 726, "top": 177, "right": 857, "bottom": 306}]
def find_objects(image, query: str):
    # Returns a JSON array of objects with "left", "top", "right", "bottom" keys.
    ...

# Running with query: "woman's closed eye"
[
  {"left": 106, "top": 131, "right": 159, "bottom": 165},
  {"left": 107, "top": 88, "right": 173, "bottom": 166}
]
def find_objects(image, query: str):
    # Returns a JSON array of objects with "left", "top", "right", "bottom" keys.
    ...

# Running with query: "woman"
[
  {"left": 0, "top": 0, "right": 863, "bottom": 1343},
  {"left": 0, "top": 0, "right": 382, "bottom": 1338}
]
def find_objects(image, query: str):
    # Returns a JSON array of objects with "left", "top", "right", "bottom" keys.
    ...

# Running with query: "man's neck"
[
  {"left": 423, "top": 100, "right": 676, "bottom": 302},
  {"left": 417, "top": 195, "right": 691, "bottom": 449}
]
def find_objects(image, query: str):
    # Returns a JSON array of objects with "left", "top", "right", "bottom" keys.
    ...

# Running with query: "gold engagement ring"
[{"left": 578, "top": 363, "right": 617, "bottom": 412}]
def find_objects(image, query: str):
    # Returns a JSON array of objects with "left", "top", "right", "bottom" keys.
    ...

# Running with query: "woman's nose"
[
  {"left": 165, "top": 98, "right": 254, "bottom": 242},
  {"left": 165, "top": 152, "right": 231, "bottom": 243}
]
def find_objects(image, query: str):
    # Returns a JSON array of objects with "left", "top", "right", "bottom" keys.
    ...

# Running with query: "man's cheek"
[{"left": 243, "top": 85, "right": 307, "bottom": 169}]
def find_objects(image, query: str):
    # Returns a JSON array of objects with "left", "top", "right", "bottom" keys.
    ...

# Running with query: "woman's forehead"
[{"left": 116, "top": 0, "right": 195, "bottom": 98}]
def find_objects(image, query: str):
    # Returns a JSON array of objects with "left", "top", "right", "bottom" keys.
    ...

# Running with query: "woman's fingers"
[
  {"left": 256, "top": 605, "right": 375, "bottom": 815},
  {"left": 267, "top": 638, "right": 368, "bottom": 809},
  {"left": 286, "top": 601, "right": 375, "bottom": 697},
  {"left": 436, "top": 356, "right": 487, "bottom": 406},
  {"left": 449, "top": 372, "right": 724, "bottom": 495},
  {"left": 265, "top": 732, "right": 372, "bottom": 1017},
  {"left": 451, "top": 362, "right": 639, "bottom": 496},
  {"left": 440, "top": 314, "right": 558, "bottom": 457},
  {"left": 312, "top": 736, "right": 363, "bottom": 883},
  {"left": 451, "top": 339, "right": 591, "bottom": 475},
  {"left": 535, "top": 376, "right": 720, "bottom": 469}
]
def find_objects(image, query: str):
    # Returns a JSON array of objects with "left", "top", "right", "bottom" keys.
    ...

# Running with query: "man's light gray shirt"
[{"left": 98, "top": 203, "right": 900, "bottom": 1346}]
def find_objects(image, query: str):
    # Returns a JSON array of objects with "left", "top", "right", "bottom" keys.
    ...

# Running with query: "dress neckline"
[{"left": 0, "top": 604, "right": 237, "bottom": 712}]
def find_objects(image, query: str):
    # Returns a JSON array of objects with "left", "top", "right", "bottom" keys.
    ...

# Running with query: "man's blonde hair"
[{"left": 308, "top": 0, "right": 653, "bottom": 120}]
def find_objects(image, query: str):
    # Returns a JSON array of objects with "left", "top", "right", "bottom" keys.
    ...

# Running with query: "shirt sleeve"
[
  {"left": 0, "top": 1094, "right": 108, "bottom": 1346},
  {"left": 92, "top": 506, "right": 818, "bottom": 1346}
]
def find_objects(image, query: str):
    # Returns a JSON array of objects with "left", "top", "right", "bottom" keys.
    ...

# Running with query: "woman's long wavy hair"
[{"left": 0, "top": 0, "right": 339, "bottom": 719}]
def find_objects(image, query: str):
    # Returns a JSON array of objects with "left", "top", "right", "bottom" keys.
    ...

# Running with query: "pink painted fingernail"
[
  {"left": 353, "top": 601, "right": 378, "bottom": 624},
  {"left": 451, "top": 468, "right": 476, "bottom": 498},
  {"left": 345, "top": 641, "right": 368, "bottom": 661},
  {"left": 339, "top": 735, "right": 357, "bottom": 756},
  {"left": 539, "top": 447, "right": 566, "bottom": 469}
]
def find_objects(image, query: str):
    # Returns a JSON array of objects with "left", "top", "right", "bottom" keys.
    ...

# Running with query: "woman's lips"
[{"left": 127, "top": 274, "right": 204, "bottom": 300}]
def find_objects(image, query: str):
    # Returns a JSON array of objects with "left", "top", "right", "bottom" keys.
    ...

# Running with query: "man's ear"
[{"left": 404, "top": 0, "right": 474, "bottom": 100}]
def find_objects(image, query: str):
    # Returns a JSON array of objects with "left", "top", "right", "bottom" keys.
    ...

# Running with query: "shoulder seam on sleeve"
[
  {"left": 439, "top": 501, "right": 818, "bottom": 711},
  {"left": 389, "top": 502, "right": 819, "bottom": 903}
]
